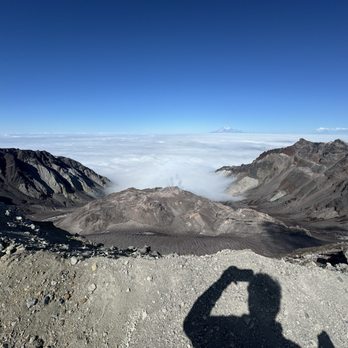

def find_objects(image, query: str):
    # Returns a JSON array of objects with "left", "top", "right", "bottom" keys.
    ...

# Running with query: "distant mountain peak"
[
  {"left": 295, "top": 138, "right": 312, "bottom": 146},
  {"left": 211, "top": 126, "right": 243, "bottom": 133}
]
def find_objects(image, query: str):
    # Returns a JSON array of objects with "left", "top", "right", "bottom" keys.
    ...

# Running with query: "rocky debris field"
[
  {"left": 0, "top": 203, "right": 160, "bottom": 261},
  {"left": 285, "top": 243, "right": 348, "bottom": 271},
  {"left": 1, "top": 199, "right": 347, "bottom": 347},
  {"left": 0, "top": 246, "right": 347, "bottom": 348},
  {"left": 1, "top": 202, "right": 347, "bottom": 347}
]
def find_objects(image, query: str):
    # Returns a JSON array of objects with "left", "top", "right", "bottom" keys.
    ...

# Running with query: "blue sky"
[{"left": 0, "top": 0, "right": 347, "bottom": 133}]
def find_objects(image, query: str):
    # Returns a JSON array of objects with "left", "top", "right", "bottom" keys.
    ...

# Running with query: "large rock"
[{"left": 0, "top": 148, "right": 110, "bottom": 211}]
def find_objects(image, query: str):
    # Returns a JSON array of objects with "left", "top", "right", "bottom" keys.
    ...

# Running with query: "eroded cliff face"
[
  {"left": 217, "top": 139, "right": 348, "bottom": 232},
  {"left": 0, "top": 148, "right": 110, "bottom": 211}
]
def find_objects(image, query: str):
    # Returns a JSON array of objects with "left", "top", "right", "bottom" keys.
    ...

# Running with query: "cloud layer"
[
  {"left": 1, "top": 133, "right": 348, "bottom": 201},
  {"left": 316, "top": 127, "right": 348, "bottom": 133}
]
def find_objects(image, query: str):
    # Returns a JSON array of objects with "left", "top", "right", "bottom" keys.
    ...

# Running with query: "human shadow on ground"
[{"left": 184, "top": 266, "right": 335, "bottom": 348}]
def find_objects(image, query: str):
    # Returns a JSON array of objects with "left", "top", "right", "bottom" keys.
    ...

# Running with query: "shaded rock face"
[
  {"left": 0, "top": 148, "right": 110, "bottom": 211},
  {"left": 55, "top": 186, "right": 313, "bottom": 240},
  {"left": 217, "top": 139, "right": 348, "bottom": 228},
  {"left": 0, "top": 202, "right": 159, "bottom": 260}
]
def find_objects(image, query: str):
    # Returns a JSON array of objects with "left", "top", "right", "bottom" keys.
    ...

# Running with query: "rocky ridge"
[
  {"left": 0, "top": 148, "right": 110, "bottom": 212},
  {"left": 217, "top": 139, "right": 348, "bottom": 236}
]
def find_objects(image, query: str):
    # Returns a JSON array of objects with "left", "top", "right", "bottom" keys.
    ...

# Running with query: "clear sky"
[{"left": 0, "top": 0, "right": 347, "bottom": 134}]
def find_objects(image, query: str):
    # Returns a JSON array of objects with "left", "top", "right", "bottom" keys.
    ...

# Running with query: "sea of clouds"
[{"left": 1, "top": 133, "right": 348, "bottom": 201}]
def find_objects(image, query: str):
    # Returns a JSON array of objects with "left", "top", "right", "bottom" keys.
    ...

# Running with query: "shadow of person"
[
  {"left": 184, "top": 266, "right": 332, "bottom": 348},
  {"left": 318, "top": 331, "right": 335, "bottom": 348}
]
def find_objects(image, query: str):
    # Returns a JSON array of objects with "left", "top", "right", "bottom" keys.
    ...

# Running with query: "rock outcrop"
[
  {"left": 217, "top": 139, "right": 348, "bottom": 234},
  {"left": 0, "top": 148, "right": 110, "bottom": 211}
]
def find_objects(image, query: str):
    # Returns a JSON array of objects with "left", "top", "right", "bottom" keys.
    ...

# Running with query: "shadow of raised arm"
[
  {"left": 184, "top": 266, "right": 305, "bottom": 348},
  {"left": 183, "top": 266, "right": 253, "bottom": 336}
]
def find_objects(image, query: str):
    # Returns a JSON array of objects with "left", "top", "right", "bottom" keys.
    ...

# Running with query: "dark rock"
[
  {"left": 43, "top": 295, "right": 51, "bottom": 305},
  {"left": 317, "top": 250, "right": 348, "bottom": 266},
  {"left": 150, "top": 250, "right": 161, "bottom": 258},
  {"left": 138, "top": 245, "right": 151, "bottom": 255},
  {"left": 30, "top": 336, "right": 44, "bottom": 348}
]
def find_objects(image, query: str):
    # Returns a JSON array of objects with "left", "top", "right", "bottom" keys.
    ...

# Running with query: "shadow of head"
[{"left": 247, "top": 273, "right": 281, "bottom": 322}]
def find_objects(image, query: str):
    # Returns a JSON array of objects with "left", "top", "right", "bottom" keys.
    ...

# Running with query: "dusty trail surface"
[{"left": 0, "top": 249, "right": 346, "bottom": 347}]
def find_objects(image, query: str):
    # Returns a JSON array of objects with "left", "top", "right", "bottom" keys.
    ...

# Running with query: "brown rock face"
[
  {"left": 0, "top": 148, "right": 110, "bottom": 211},
  {"left": 217, "top": 139, "right": 348, "bottom": 234}
]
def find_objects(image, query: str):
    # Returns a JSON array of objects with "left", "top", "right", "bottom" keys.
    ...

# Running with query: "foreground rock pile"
[
  {"left": 286, "top": 243, "right": 348, "bottom": 272},
  {"left": 0, "top": 203, "right": 160, "bottom": 260}
]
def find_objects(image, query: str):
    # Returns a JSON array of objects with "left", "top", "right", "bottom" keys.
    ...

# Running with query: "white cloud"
[
  {"left": 1, "top": 133, "right": 348, "bottom": 201},
  {"left": 316, "top": 127, "right": 348, "bottom": 133}
]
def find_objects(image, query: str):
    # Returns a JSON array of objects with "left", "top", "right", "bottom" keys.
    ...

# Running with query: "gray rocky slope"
[
  {"left": 0, "top": 245, "right": 347, "bottom": 348},
  {"left": 0, "top": 148, "right": 110, "bottom": 212},
  {"left": 1, "top": 200, "right": 347, "bottom": 347},
  {"left": 55, "top": 186, "right": 280, "bottom": 236},
  {"left": 217, "top": 139, "right": 348, "bottom": 238}
]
